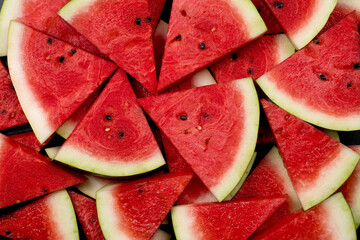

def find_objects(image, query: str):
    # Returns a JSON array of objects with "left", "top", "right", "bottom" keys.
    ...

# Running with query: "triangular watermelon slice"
[
  {"left": 261, "top": 0, "right": 336, "bottom": 49},
  {"left": 251, "top": 193, "right": 357, "bottom": 240},
  {"left": 261, "top": 99, "right": 360, "bottom": 210},
  {"left": 0, "top": 133, "right": 86, "bottom": 209},
  {"left": 251, "top": 0, "right": 283, "bottom": 34},
  {"left": 8, "top": 131, "right": 44, "bottom": 152},
  {"left": 139, "top": 78, "right": 259, "bottom": 201},
  {"left": 171, "top": 195, "right": 287, "bottom": 240},
  {"left": 0, "top": 0, "right": 102, "bottom": 57},
  {"left": 7, "top": 21, "right": 117, "bottom": 143},
  {"left": 157, "top": 0, "right": 267, "bottom": 92},
  {"left": 58, "top": 0, "right": 158, "bottom": 95},
  {"left": 54, "top": 69, "right": 165, "bottom": 177},
  {"left": 96, "top": 172, "right": 193, "bottom": 240},
  {"left": 0, "top": 190, "right": 79, "bottom": 239},
  {"left": 257, "top": 12, "right": 360, "bottom": 131}
]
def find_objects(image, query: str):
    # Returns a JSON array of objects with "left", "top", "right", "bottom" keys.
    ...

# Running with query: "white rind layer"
[
  {"left": 257, "top": 73, "right": 360, "bottom": 131},
  {"left": 190, "top": 69, "right": 217, "bottom": 88},
  {"left": 7, "top": 21, "right": 54, "bottom": 143},
  {"left": 289, "top": 0, "right": 337, "bottom": 49},
  {"left": 54, "top": 144, "right": 165, "bottom": 177},
  {"left": 58, "top": 0, "right": 98, "bottom": 23},
  {"left": 151, "top": 230, "right": 171, "bottom": 240},
  {"left": 171, "top": 205, "right": 197, "bottom": 240},
  {"left": 338, "top": 0, "right": 360, "bottom": 9},
  {"left": 0, "top": 0, "right": 24, "bottom": 56},
  {"left": 44, "top": 146, "right": 60, "bottom": 159},
  {"left": 48, "top": 190, "right": 80, "bottom": 240},
  {"left": 275, "top": 34, "right": 295, "bottom": 63},
  {"left": 211, "top": 77, "right": 259, "bottom": 201},
  {"left": 56, "top": 119, "right": 77, "bottom": 139},
  {"left": 76, "top": 174, "right": 114, "bottom": 199},
  {"left": 299, "top": 145, "right": 359, "bottom": 210}
]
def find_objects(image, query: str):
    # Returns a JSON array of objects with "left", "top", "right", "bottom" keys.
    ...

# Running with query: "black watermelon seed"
[
  {"left": 135, "top": 18, "right": 141, "bottom": 25},
  {"left": 273, "top": 1, "right": 284, "bottom": 8},
  {"left": 1, "top": 110, "right": 6, "bottom": 115},
  {"left": 232, "top": 53, "right": 238, "bottom": 60},
  {"left": 5, "top": 230, "right": 11, "bottom": 236},
  {"left": 203, "top": 113, "right": 209, "bottom": 118},
  {"left": 105, "top": 115, "right": 112, "bottom": 120},
  {"left": 347, "top": 82, "right": 353, "bottom": 88},
  {"left": 248, "top": 68, "right": 254, "bottom": 75},
  {"left": 180, "top": 115, "right": 188, "bottom": 120},
  {"left": 319, "top": 74, "right": 327, "bottom": 81},
  {"left": 138, "top": 189, "right": 144, "bottom": 193},
  {"left": 47, "top": 38, "right": 53, "bottom": 44},
  {"left": 43, "top": 188, "right": 48, "bottom": 193},
  {"left": 118, "top": 131, "right": 125, "bottom": 137},
  {"left": 70, "top": 49, "right": 77, "bottom": 55},
  {"left": 176, "top": 35, "right": 182, "bottom": 41},
  {"left": 199, "top": 42, "right": 206, "bottom": 50},
  {"left": 146, "top": 17, "right": 151, "bottom": 23},
  {"left": 59, "top": 56, "right": 65, "bottom": 63},
  {"left": 353, "top": 62, "right": 360, "bottom": 70},
  {"left": 313, "top": 38, "right": 320, "bottom": 44}
]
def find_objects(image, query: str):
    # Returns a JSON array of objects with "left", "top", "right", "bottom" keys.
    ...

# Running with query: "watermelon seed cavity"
[
  {"left": 248, "top": 68, "right": 254, "bottom": 75},
  {"left": 146, "top": 17, "right": 151, "bottom": 23},
  {"left": 313, "top": 38, "right": 320, "bottom": 44},
  {"left": 175, "top": 35, "right": 181, "bottom": 41},
  {"left": 273, "top": 1, "right": 284, "bottom": 9},
  {"left": 138, "top": 189, "right": 144, "bottom": 193},
  {"left": 118, "top": 131, "right": 125, "bottom": 137},
  {"left": 180, "top": 115, "right": 188, "bottom": 120},
  {"left": 347, "top": 82, "right": 353, "bottom": 88},
  {"left": 1, "top": 110, "right": 5, "bottom": 115},
  {"left": 353, "top": 62, "right": 360, "bottom": 69},
  {"left": 70, "top": 49, "right": 77, "bottom": 55},
  {"left": 181, "top": 10, "right": 187, "bottom": 17},
  {"left": 105, "top": 115, "right": 112, "bottom": 120}
]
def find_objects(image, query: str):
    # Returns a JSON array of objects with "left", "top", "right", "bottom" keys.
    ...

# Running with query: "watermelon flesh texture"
[
  {"left": 139, "top": 78, "right": 259, "bottom": 201},
  {"left": 0, "top": 0, "right": 102, "bottom": 57},
  {"left": 96, "top": 172, "right": 193, "bottom": 240},
  {"left": 54, "top": 69, "right": 165, "bottom": 177},
  {"left": 262, "top": 0, "right": 336, "bottom": 49},
  {"left": 7, "top": 21, "right": 117, "bottom": 144},
  {"left": 257, "top": 12, "right": 360, "bottom": 131},
  {"left": 58, "top": 0, "right": 158, "bottom": 95},
  {"left": 261, "top": 99, "right": 360, "bottom": 210},
  {"left": 0, "top": 189, "right": 79, "bottom": 239},
  {"left": 251, "top": 0, "right": 283, "bottom": 34},
  {"left": 8, "top": 131, "right": 44, "bottom": 152},
  {"left": 251, "top": 193, "right": 357, "bottom": 240},
  {"left": 171, "top": 196, "right": 287, "bottom": 240},
  {"left": 210, "top": 34, "right": 294, "bottom": 83},
  {"left": 0, "top": 133, "right": 86, "bottom": 209},
  {"left": 0, "top": 61, "right": 28, "bottom": 130},
  {"left": 157, "top": 0, "right": 267, "bottom": 92}
]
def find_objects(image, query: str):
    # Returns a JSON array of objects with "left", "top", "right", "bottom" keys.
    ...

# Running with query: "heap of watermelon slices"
[{"left": 0, "top": 0, "right": 359, "bottom": 238}]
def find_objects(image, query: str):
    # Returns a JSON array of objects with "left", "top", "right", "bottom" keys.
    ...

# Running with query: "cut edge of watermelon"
[
  {"left": 58, "top": 0, "right": 96, "bottom": 23},
  {"left": 210, "top": 78, "right": 259, "bottom": 201},
  {"left": 53, "top": 145, "right": 165, "bottom": 177},
  {"left": 76, "top": 174, "right": 114, "bottom": 199},
  {"left": 56, "top": 120, "right": 77, "bottom": 139},
  {"left": 287, "top": 0, "right": 337, "bottom": 49},
  {"left": 189, "top": 69, "right": 217, "bottom": 88},
  {"left": 338, "top": 0, "right": 360, "bottom": 11},
  {"left": 347, "top": 145, "right": 360, "bottom": 228},
  {"left": 275, "top": 34, "right": 295, "bottom": 62},
  {"left": 44, "top": 146, "right": 60, "bottom": 159},
  {"left": 47, "top": 189, "right": 80, "bottom": 239},
  {"left": 298, "top": 145, "right": 359, "bottom": 210},
  {"left": 257, "top": 74, "right": 360, "bottom": 131}
]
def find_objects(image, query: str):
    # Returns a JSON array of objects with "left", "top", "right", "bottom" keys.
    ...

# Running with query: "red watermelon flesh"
[
  {"left": 321, "top": 4, "right": 360, "bottom": 34},
  {"left": 251, "top": 0, "right": 283, "bottom": 34},
  {"left": 0, "top": 133, "right": 86, "bottom": 209},
  {"left": 96, "top": 172, "right": 193, "bottom": 240},
  {"left": 8, "top": 131, "right": 44, "bottom": 152},
  {"left": 261, "top": 99, "right": 360, "bottom": 210},
  {"left": 7, "top": 21, "right": 117, "bottom": 143},
  {"left": 58, "top": 0, "right": 158, "bottom": 95},
  {"left": 68, "top": 190, "right": 105, "bottom": 240},
  {"left": 157, "top": 0, "right": 267, "bottom": 92},
  {"left": 0, "top": 61, "right": 27, "bottom": 130},
  {"left": 171, "top": 195, "right": 287, "bottom": 240},
  {"left": 161, "top": 133, "right": 217, "bottom": 204},
  {"left": 148, "top": 0, "right": 167, "bottom": 31},
  {"left": 210, "top": 34, "right": 294, "bottom": 83}
]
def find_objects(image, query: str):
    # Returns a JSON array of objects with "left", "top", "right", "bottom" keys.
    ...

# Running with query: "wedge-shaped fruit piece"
[
  {"left": 8, "top": 21, "right": 117, "bottom": 143},
  {"left": 252, "top": 193, "right": 357, "bottom": 240},
  {"left": 76, "top": 174, "right": 118, "bottom": 199},
  {"left": 210, "top": 34, "right": 294, "bottom": 82},
  {"left": 9, "top": 131, "right": 44, "bottom": 152},
  {"left": 172, "top": 196, "right": 287, "bottom": 240},
  {"left": 257, "top": 13, "right": 360, "bottom": 131},
  {"left": 233, "top": 147, "right": 301, "bottom": 234},
  {"left": 157, "top": 0, "right": 267, "bottom": 92},
  {"left": 139, "top": 78, "right": 259, "bottom": 201},
  {"left": 261, "top": 99, "right": 360, "bottom": 210},
  {"left": 251, "top": 0, "right": 283, "bottom": 34},
  {"left": 0, "top": 189, "right": 79, "bottom": 239},
  {"left": 96, "top": 172, "right": 193, "bottom": 240},
  {"left": 262, "top": 0, "right": 336, "bottom": 49},
  {"left": 0, "top": 0, "right": 102, "bottom": 57},
  {"left": 59, "top": 0, "right": 158, "bottom": 95},
  {"left": 0, "top": 134, "right": 85, "bottom": 209},
  {"left": 54, "top": 70, "right": 165, "bottom": 176}
]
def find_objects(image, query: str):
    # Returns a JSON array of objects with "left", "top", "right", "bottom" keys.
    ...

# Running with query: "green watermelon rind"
[
  {"left": 44, "top": 146, "right": 60, "bottom": 159},
  {"left": 47, "top": 189, "right": 80, "bottom": 239},
  {"left": 171, "top": 205, "right": 197, "bottom": 240},
  {"left": 0, "top": 0, "right": 23, "bottom": 56},
  {"left": 58, "top": 0, "right": 96, "bottom": 22},
  {"left": 257, "top": 74, "right": 360, "bottom": 131},
  {"left": 76, "top": 174, "right": 114, "bottom": 199},
  {"left": 286, "top": 0, "right": 337, "bottom": 50},
  {"left": 274, "top": 34, "right": 295, "bottom": 63},
  {"left": 7, "top": 21, "right": 54, "bottom": 143}
]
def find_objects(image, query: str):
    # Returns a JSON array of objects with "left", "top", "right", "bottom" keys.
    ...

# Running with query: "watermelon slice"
[
  {"left": 9, "top": 131, "right": 44, "bottom": 152},
  {"left": 0, "top": 0, "right": 102, "bottom": 57},
  {"left": 171, "top": 196, "right": 287, "bottom": 240},
  {"left": 0, "top": 61, "right": 27, "bottom": 130},
  {"left": 76, "top": 174, "right": 118, "bottom": 199},
  {"left": 139, "top": 78, "right": 259, "bottom": 201},
  {"left": 148, "top": 0, "right": 167, "bottom": 31},
  {"left": 58, "top": 0, "right": 158, "bottom": 95},
  {"left": 54, "top": 69, "right": 165, "bottom": 176},
  {"left": 251, "top": 193, "right": 357, "bottom": 240},
  {"left": 96, "top": 172, "right": 193, "bottom": 240},
  {"left": 210, "top": 34, "right": 294, "bottom": 82},
  {"left": 262, "top": 0, "right": 336, "bottom": 49},
  {"left": 0, "top": 189, "right": 79, "bottom": 239},
  {"left": 251, "top": 0, "right": 283, "bottom": 34},
  {"left": 7, "top": 21, "right": 117, "bottom": 143},
  {"left": 261, "top": 99, "right": 360, "bottom": 210},
  {"left": 257, "top": 12, "right": 360, "bottom": 131},
  {"left": 0, "top": 133, "right": 86, "bottom": 209},
  {"left": 157, "top": 0, "right": 267, "bottom": 92}
]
